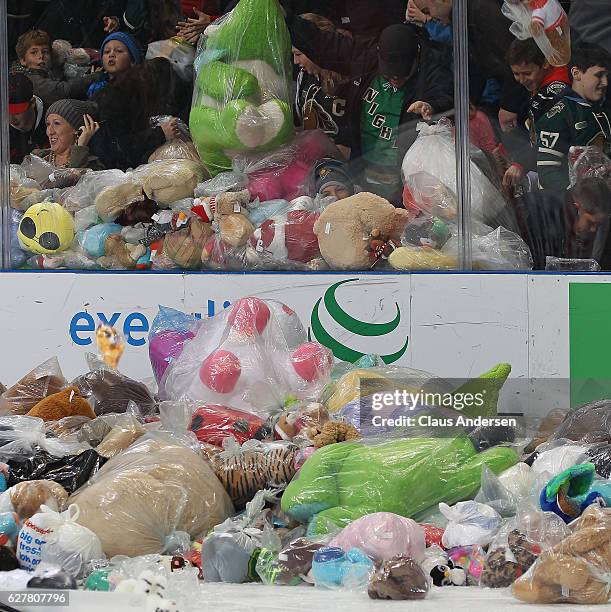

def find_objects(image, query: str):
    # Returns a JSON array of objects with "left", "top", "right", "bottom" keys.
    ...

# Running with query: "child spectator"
[
  {"left": 30, "top": 99, "right": 104, "bottom": 170},
  {"left": 88, "top": 32, "right": 143, "bottom": 98},
  {"left": 9, "top": 73, "right": 49, "bottom": 163},
  {"left": 14, "top": 30, "right": 103, "bottom": 107},
  {"left": 293, "top": 14, "right": 352, "bottom": 159},
  {"left": 536, "top": 44, "right": 611, "bottom": 189},
  {"left": 501, "top": 38, "right": 571, "bottom": 189},
  {"left": 314, "top": 157, "right": 356, "bottom": 201}
]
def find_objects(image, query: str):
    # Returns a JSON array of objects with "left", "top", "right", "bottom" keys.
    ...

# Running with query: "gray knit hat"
[{"left": 46, "top": 99, "right": 98, "bottom": 131}]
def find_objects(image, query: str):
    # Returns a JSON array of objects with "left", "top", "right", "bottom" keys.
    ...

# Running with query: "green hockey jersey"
[{"left": 535, "top": 88, "right": 611, "bottom": 189}]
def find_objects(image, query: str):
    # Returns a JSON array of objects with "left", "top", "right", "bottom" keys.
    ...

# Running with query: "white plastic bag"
[
  {"left": 146, "top": 39, "right": 195, "bottom": 82},
  {"left": 440, "top": 501, "right": 503, "bottom": 548}
]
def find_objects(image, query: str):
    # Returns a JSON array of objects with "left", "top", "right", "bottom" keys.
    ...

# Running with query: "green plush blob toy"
[
  {"left": 281, "top": 436, "right": 518, "bottom": 535},
  {"left": 189, "top": 0, "right": 293, "bottom": 176}
]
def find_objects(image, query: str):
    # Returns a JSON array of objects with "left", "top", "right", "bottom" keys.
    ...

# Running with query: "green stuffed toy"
[
  {"left": 189, "top": 0, "right": 293, "bottom": 176},
  {"left": 281, "top": 436, "right": 518, "bottom": 535}
]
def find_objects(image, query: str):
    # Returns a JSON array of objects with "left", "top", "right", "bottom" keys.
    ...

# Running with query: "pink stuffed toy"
[
  {"left": 329, "top": 512, "right": 426, "bottom": 564},
  {"left": 249, "top": 210, "right": 320, "bottom": 264}
]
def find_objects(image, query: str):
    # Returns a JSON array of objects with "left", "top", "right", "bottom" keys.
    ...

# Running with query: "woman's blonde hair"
[{"left": 299, "top": 13, "right": 336, "bottom": 32}]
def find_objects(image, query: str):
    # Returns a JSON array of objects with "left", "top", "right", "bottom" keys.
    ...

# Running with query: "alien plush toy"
[{"left": 189, "top": 0, "right": 293, "bottom": 176}]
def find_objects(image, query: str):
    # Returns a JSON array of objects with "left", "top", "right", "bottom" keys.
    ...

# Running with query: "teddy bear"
[
  {"left": 389, "top": 246, "right": 458, "bottom": 270},
  {"left": 142, "top": 160, "right": 207, "bottom": 205},
  {"left": 189, "top": 0, "right": 293, "bottom": 176},
  {"left": 8, "top": 480, "right": 69, "bottom": 521},
  {"left": 369, "top": 556, "right": 430, "bottom": 600},
  {"left": 95, "top": 180, "right": 144, "bottom": 223},
  {"left": 511, "top": 505, "right": 611, "bottom": 604},
  {"left": 314, "top": 193, "right": 410, "bottom": 270},
  {"left": 193, "top": 189, "right": 254, "bottom": 245},
  {"left": 307, "top": 421, "right": 361, "bottom": 448},
  {"left": 98, "top": 234, "right": 148, "bottom": 269},
  {"left": 26, "top": 386, "right": 96, "bottom": 421},
  {"left": 164, "top": 217, "right": 213, "bottom": 269}
]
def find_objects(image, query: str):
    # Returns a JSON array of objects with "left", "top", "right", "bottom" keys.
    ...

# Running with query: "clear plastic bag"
[
  {"left": 328, "top": 512, "right": 425, "bottom": 564},
  {"left": 311, "top": 546, "right": 374, "bottom": 590},
  {"left": 189, "top": 0, "right": 294, "bottom": 176},
  {"left": 548, "top": 400, "right": 611, "bottom": 444},
  {"left": 511, "top": 505, "right": 611, "bottom": 604},
  {"left": 68, "top": 432, "right": 234, "bottom": 558},
  {"left": 501, "top": 0, "right": 570, "bottom": 67},
  {"left": 149, "top": 306, "right": 201, "bottom": 390},
  {"left": 139, "top": 159, "right": 207, "bottom": 205},
  {"left": 281, "top": 436, "right": 519, "bottom": 536},
  {"left": 21, "top": 155, "right": 56, "bottom": 186},
  {"left": 201, "top": 438, "right": 297, "bottom": 510},
  {"left": 71, "top": 366, "right": 157, "bottom": 417},
  {"left": 194, "top": 171, "right": 249, "bottom": 198},
  {"left": 529, "top": 439, "right": 592, "bottom": 477},
  {"left": 162, "top": 297, "right": 333, "bottom": 418},
  {"left": 568, "top": 146, "right": 611, "bottom": 187},
  {"left": 256, "top": 536, "right": 325, "bottom": 586},
  {"left": 61, "top": 170, "right": 136, "bottom": 215},
  {"left": 401, "top": 120, "right": 507, "bottom": 227},
  {"left": 10, "top": 164, "right": 41, "bottom": 211},
  {"left": 146, "top": 38, "right": 196, "bottom": 82},
  {"left": 0, "top": 479, "right": 68, "bottom": 522},
  {"left": 439, "top": 501, "right": 503, "bottom": 548},
  {"left": 369, "top": 555, "right": 430, "bottom": 600},
  {"left": 148, "top": 140, "right": 202, "bottom": 163},
  {"left": 0, "top": 358, "right": 66, "bottom": 416},
  {"left": 545, "top": 257, "right": 601, "bottom": 272},
  {"left": 76, "top": 413, "right": 147, "bottom": 459}
]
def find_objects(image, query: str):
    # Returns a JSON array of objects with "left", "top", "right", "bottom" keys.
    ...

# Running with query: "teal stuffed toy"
[
  {"left": 540, "top": 462, "right": 611, "bottom": 523},
  {"left": 281, "top": 436, "right": 518, "bottom": 535},
  {"left": 189, "top": 0, "right": 293, "bottom": 176}
]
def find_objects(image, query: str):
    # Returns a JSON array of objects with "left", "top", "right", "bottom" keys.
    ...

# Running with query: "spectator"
[
  {"left": 13, "top": 30, "right": 103, "bottom": 107},
  {"left": 9, "top": 73, "right": 49, "bottom": 164},
  {"left": 88, "top": 32, "right": 143, "bottom": 98},
  {"left": 536, "top": 44, "right": 611, "bottom": 189},
  {"left": 91, "top": 58, "right": 187, "bottom": 169},
  {"left": 501, "top": 38, "right": 571, "bottom": 189},
  {"left": 30, "top": 99, "right": 104, "bottom": 170},
  {"left": 293, "top": 14, "right": 352, "bottom": 159},
  {"left": 314, "top": 157, "right": 355, "bottom": 200},
  {"left": 516, "top": 178, "right": 611, "bottom": 269},
  {"left": 284, "top": 14, "right": 453, "bottom": 205}
]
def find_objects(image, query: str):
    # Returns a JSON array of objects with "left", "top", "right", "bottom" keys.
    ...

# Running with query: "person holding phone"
[{"left": 30, "top": 99, "right": 105, "bottom": 170}]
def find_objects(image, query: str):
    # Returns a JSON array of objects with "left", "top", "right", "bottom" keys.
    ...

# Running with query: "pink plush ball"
[
  {"left": 149, "top": 330, "right": 195, "bottom": 382},
  {"left": 291, "top": 342, "right": 333, "bottom": 382},
  {"left": 228, "top": 298, "right": 271, "bottom": 336},
  {"left": 199, "top": 349, "right": 241, "bottom": 393}
]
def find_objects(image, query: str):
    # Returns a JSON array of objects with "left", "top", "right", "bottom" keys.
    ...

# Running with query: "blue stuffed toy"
[
  {"left": 311, "top": 547, "right": 374, "bottom": 589},
  {"left": 540, "top": 462, "right": 611, "bottom": 523}
]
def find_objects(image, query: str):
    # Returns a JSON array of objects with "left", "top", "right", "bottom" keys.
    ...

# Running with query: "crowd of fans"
[{"left": 6, "top": 0, "right": 611, "bottom": 270}]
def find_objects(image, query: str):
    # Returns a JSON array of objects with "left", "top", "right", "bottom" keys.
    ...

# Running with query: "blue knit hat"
[{"left": 100, "top": 32, "right": 142, "bottom": 65}]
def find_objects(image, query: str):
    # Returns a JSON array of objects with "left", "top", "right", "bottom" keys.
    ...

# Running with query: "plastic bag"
[
  {"left": 189, "top": 0, "right": 293, "bottom": 176},
  {"left": 71, "top": 367, "right": 157, "bottom": 417},
  {"left": 369, "top": 555, "right": 430, "bottom": 600},
  {"left": 76, "top": 413, "right": 147, "bottom": 459},
  {"left": 281, "top": 436, "right": 519, "bottom": 536},
  {"left": 401, "top": 120, "right": 507, "bottom": 227},
  {"left": 328, "top": 512, "right": 425, "bottom": 564},
  {"left": 138, "top": 159, "right": 207, "bottom": 205},
  {"left": 568, "top": 146, "right": 611, "bottom": 187},
  {"left": 201, "top": 438, "right": 297, "bottom": 509},
  {"left": 10, "top": 165, "right": 40, "bottom": 211},
  {"left": 61, "top": 169, "right": 134, "bottom": 214},
  {"left": 439, "top": 501, "right": 502, "bottom": 548},
  {"left": 0, "top": 358, "right": 66, "bottom": 416},
  {"left": 37, "top": 505, "right": 104, "bottom": 578},
  {"left": 148, "top": 306, "right": 201, "bottom": 389},
  {"left": 148, "top": 140, "right": 201, "bottom": 163},
  {"left": 146, "top": 38, "right": 196, "bottom": 82},
  {"left": 202, "top": 489, "right": 279, "bottom": 583},
  {"left": 546, "top": 256, "right": 601, "bottom": 272},
  {"left": 68, "top": 432, "right": 234, "bottom": 557},
  {"left": 18, "top": 504, "right": 103, "bottom": 574},
  {"left": 194, "top": 171, "right": 249, "bottom": 198},
  {"left": 256, "top": 536, "right": 325, "bottom": 586},
  {"left": 501, "top": 0, "right": 570, "bottom": 67},
  {"left": 162, "top": 297, "right": 333, "bottom": 418},
  {"left": 548, "top": 400, "right": 611, "bottom": 444},
  {"left": 311, "top": 546, "right": 374, "bottom": 590},
  {"left": 511, "top": 505, "right": 611, "bottom": 604},
  {"left": 21, "top": 155, "right": 56, "bottom": 186},
  {"left": 529, "top": 439, "right": 591, "bottom": 476},
  {"left": 0, "top": 480, "right": 68, "bottom": 522}
]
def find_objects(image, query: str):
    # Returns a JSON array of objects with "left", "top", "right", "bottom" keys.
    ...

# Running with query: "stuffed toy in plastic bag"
[
  {"left": 502, "top": 0, "right": 570, "bottom": 67},
  {"left": 162, "top": 297, "right": 333, "bottom": 418},
  {"left": 189, "top": 0, "right": 293, "bottom": 176}
]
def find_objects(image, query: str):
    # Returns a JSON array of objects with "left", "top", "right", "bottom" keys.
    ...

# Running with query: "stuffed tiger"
[{"left": 204, "top": 441, "right": 298, "bottom": 510}]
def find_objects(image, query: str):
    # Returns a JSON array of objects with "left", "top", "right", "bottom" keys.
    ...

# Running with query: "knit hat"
[
  {"left": 46, "top": 99, "right": 98, "bottom": 130},
  {"left": 314, "top": 158, "right": 354, "bottom": 195},
  {"left": 9, "top": 73, "right": 34, "bottom": 115},
  {"left": 377, "top": 24, "right": 420, "bottom": 78},
  {"left": 100, "top": 32, "right": 142, "bottom": 65}
]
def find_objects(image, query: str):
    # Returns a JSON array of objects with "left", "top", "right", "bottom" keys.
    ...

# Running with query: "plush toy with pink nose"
[{"left": 163, "top": 297, "right": 333, "bottom": 417}]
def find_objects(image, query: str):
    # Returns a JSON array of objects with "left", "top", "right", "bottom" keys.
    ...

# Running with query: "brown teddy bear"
[
  {"left": 164, "top": 218, "right": 213, "bottom": 269},
  {"left": 307, "top": 421, "right": 361, "bottom": 448},
  {"left": 9, "top": 480, "right": 69, "bottom": 521},
  {"left": 99, "top": 234, "right": 147, "bottom": 269},
  {"left": 27, "top": 386, "right": 96, "bottom": 421},
  {"left": 142, "top": 160, "right": 206, "bottom": 205},
  {"left": 512, "top": 505, "right": 611, "bottom": 605},
  {"left": 313, "top": 193, "right": 410, "bottom": 269}
]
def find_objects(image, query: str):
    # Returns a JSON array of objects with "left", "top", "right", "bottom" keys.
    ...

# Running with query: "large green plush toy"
[
  {"left": 281, "top": 436, "right": 518, "bottom": 535},
  {"left": 189, "top": 0, "right": 293, "bottom": 176}
]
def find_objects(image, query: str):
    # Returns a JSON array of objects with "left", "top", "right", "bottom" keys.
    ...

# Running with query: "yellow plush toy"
[
  {"left": 17, "top": 202, "right": 74, "bottom": 254},
  {"left": 389, "top": 246, "right": 458, "bottom": 270}
]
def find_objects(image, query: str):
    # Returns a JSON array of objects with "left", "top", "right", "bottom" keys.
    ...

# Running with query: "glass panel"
[
  {"left": 3, "top": 1, "right": 465, "bottom": 272},
  {"left": 463, "top": 0, "right": 611, "bottom": 271}
]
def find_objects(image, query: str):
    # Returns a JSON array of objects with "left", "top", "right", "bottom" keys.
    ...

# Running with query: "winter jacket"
[
  {"left": 17, "top": 67, "right": 103, "bottom": 107},
  {"left": 30, "top": 145, "right": 105, "bottom": 171},
  {"left": 285, "top": 12, "right": 453, "bottom": 161}
]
